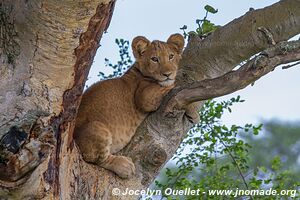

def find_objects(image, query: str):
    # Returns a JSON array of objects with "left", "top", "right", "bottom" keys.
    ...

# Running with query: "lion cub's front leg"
[{"left": 135, "top": 81, "right": 174, "bottom": 113}]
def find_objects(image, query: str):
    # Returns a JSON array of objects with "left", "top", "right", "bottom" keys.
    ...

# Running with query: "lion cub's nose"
[{"left": 162, "top": 72, "right": 172, "bottom": 77}]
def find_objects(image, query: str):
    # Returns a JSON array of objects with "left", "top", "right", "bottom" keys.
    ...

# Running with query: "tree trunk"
[
  {"left": 0, "top": 0, "right": 299, "bottom": 199},
  {"left": 0, "top": 0, "right": 116, "bottom": 199}
]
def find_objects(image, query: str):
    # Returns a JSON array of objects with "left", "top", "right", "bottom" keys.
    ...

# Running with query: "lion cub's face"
[{"left": 132, "top": 34, "right": 184, "bottom": 87}]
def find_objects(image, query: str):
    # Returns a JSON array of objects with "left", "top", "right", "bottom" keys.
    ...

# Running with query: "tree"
[
  {"left": 0, "top": 0, "right": 299, "bottom": 199},
  {"left": 152, "top": 100, "right": 300, "bottom": 199},
  {"left": 243, "top": 120, "right": 300, "bottom": 177}
]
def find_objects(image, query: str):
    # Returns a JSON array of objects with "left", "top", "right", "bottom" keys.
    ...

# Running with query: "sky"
[{"left": 87, "top": 0, "right": 300, "bottom": 126}]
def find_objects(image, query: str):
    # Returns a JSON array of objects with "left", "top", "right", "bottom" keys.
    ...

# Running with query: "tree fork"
[{"left": 0, "top": 0, "right": 299, "bottom": 199}]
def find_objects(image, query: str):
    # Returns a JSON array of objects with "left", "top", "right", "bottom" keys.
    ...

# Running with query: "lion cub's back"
[{"left": 75, "top": 77, "right": 141, "bottom": 131}]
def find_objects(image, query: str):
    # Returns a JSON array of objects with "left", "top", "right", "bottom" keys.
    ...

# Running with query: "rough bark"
[
  {"left": 0, "top": 0, "right": 115, "bottom": 199},
  {"left": 177, "top": 0, "right": 300, "bottom": 83},
  {"left": 0, "top": 0, "right": 299, "bottom": 200}
]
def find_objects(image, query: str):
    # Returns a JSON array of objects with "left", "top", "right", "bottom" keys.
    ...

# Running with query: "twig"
[
  {"left": 218, "top": 137, "right": 254, "bottom": 200},
  {"left": 207, "top": 123, "right": 253, "bottom": 200}
]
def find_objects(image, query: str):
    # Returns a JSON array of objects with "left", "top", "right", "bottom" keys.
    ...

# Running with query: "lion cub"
[{"left": 74, "top": 34, "right": 184, "bottom": 178}]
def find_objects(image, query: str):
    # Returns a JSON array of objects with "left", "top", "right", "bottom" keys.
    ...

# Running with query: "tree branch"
[
  {"left": 165, "top": 40, "right": 300, "bottom": 113},
  {"left": 177, "top": 0, "right": 300, "bottom": 84}
]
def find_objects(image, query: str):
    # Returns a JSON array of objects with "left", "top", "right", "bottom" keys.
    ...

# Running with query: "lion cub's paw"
[{"left": 104, "top": 155, "right": 136, "bottom": 179}]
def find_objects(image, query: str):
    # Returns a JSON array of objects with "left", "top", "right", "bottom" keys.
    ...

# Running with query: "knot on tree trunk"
[
  {"left": 0, "top": 110, "right": 55, "bottom": 187},
  {"left": 141, "top": 144, "right": 167, "bottom": 168},
  {"left": 139, "top": 143, "right": 167, "bottom": 185}
]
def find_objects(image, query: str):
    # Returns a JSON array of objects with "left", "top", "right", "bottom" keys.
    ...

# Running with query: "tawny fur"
[{"left": 74, "top": 34, "right": 196, "bottom": 178}]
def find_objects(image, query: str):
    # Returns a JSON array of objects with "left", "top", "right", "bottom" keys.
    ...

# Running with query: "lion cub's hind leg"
[
  {"left": 75, "top": 121, "right": 135, "bottom": 179},
  {"left": 99, "top": 154, "right": 135, "bottom": 179}
]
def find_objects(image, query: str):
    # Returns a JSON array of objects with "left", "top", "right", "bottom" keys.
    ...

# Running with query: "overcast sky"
[{"left": 87, "top": 0, "right": 300, "bottom": 126}]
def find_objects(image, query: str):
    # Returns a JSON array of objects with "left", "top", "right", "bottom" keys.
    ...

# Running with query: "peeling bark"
[
  {"left": 0, "top": 0, "right": 299, "bottom": 200},
  {"left": 0, "top": 0, "right": 115, "bottom": 199}
]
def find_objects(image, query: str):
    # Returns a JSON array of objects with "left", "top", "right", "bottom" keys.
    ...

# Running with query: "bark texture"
[
  {"left": 0, "top": 0, "right": 299, "bottom": 200},
  {"left": 0, "top": 0, "right": 115, "bottom": 199}
]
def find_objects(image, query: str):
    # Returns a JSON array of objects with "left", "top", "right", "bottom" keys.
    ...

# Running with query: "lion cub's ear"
[
  {"left": 132, "top": 36, "right": 151, "bottom": 59},
  {"left": 167, "top": 34, "right": 185, "bottom": 54}
]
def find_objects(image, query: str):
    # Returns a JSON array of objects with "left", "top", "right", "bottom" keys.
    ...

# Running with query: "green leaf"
[
  {"left": 271, "top": 156, "right": 282, "bottom": 171},
  {"left": 259, "top": 166, "right": 267, "bottom": 173},
  {"left": 264, "top": 179, "right": 272, "bottom": 184},
  {"left": 196, "top": 27, "right": 202, "bottom": 35},
  {"left": 204, "top": 5, "right": 218, "bottom": 14},
  {"left": 201, "top": 20, "right": 218, "bottom": 34},
  {"left": 228, "top": 107, "right": 232, "bottom": 113},
  {"left": 180, "top": 25, "right": 187, "bottom": 30}
]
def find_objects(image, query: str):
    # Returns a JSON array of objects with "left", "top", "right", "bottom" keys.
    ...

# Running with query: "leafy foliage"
[
  {"left": 242, "top": 120, "right": 300, "bottom": 182},
  {"left": 152, "top": 98, "right": 300, "bottom": 199},
  {"left": 180, "top": 5, "right": 220, "bottom": 39},
  {"left": 98, "top": 38, "right": 132, "bottom": 80}
]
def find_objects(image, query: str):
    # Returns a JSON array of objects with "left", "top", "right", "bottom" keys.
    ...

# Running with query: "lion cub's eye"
[
  {"left": 169, "top": 54, "right": 174, "bottom": 60},
  {"left": 151, "top": 57, "right": 159, "bottom": 63}
]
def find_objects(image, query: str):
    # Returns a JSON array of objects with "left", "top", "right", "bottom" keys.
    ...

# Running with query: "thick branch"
[
  {"left": 165, "top": 40, "right": 300, "bottom": 112},
  {"left": 177, "top": 0, "right": 300, "bottom": 83}
]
